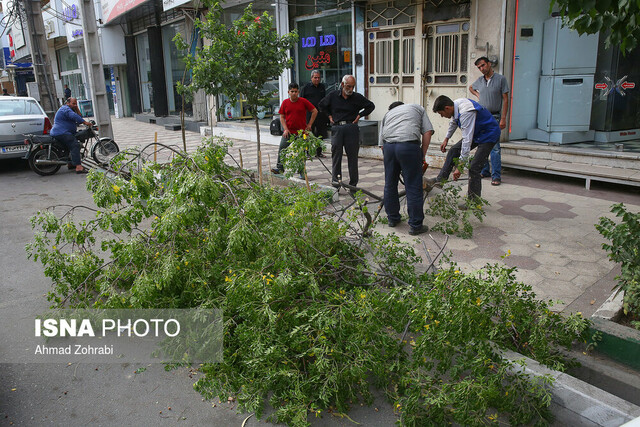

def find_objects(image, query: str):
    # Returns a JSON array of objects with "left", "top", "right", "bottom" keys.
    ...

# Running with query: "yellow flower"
[
  {"left": 424, "top": 324, "right": 430, "bottom": 330},
  {"left": 112, "top": 185, "right": 120, "bottom": 193},
  {"left": 455, "top": 270, "right": 460, "bottom": 274},
  {"left": 52, "top": 246, "right": 57, "bottom": 250},
  {"left": 476, "top": 297, "right": 482, "bottom": 306},
  {"left": 303, "top": 133, "right": 307, "bottom": 140},
  {"left": 289, "top": 210, "right": 294, "bottom": 216},
  {"left": 184, "top": 261, "right": 188, "bottom": 266},
  {"left": 434, "top": 320, "right": 440, "bottom": 326},
  {"left": 205, "top": 156, "right": 209, "bottom": 161},
  {"left": 224, "top": 276, "right": 232, "bottom": 282},
  {"left": 360, "top": 293, "right": 366, "bottom": 299}
]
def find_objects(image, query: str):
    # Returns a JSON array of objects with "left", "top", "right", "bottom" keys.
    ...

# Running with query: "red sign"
[
  {"left": 595, "top": 83, "right": 608, "bottom": 89},
  {"left": 621, "top": 82, "right": 635, "bottom": 89}
]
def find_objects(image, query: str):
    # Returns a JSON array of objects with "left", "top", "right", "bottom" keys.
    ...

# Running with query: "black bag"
[{"left": 270, "top": 117, "right": 283, "bottom": 136}]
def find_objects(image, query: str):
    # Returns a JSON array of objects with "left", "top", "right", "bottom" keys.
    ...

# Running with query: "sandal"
[
  {"left": 76, "top": 168, "right": 89, "bottom": 174},
  {"left": 491, "top": 179, "right": 501, "bottom": 186}
]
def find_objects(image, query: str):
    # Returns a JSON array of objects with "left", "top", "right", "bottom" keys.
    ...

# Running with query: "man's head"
[
  {"left": 474, "top": 56, "right": 493, "bottom": 77},
  {"left": 288, "top": 82, "right": 300, "bottom": 101},
  {"left": 340, "top": 75, "right": 356, "bottom": 96},
  {"left": 310, "top": 70, "right": 321, "bottom": 86},
  {"left": 388, "top": 101, "right": 404, "bottom": 110},
  {"left": 432, "top": 95, "right": 454, "bottom": 118},
  {"left": 64, "top": 84, "right": 69, "bottom": 89},
  {"left": 66, "top": 97, "right": 79, "bottom": 109},
  {"left": 2, "top": 88, "right": 8, "bottom": 94}
]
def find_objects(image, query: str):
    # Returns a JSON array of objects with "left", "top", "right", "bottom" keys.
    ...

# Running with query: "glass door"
[{"left": 136, "top": 32, "right": 153, "bottom": 113}]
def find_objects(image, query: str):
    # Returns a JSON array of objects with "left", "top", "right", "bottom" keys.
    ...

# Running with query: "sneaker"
[
  {"left": 331, "top": 181, "right": 340, "bottom": 188},
  {"left": 388, "top": 219, "right": 401, "bottom": 228},
  {"left": 409, "top": 225, "right": 429, "bottom": 236},
  {"left": 271, "top": 168, "right": 282, "bottom": 175}
]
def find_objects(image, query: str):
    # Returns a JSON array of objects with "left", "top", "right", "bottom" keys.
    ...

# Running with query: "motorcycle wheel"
[
  {"left": 28, "top": 147, "right": 62, "bottom": 176},
  {"left": 92, "top": 139, "right": 119, "bottom": 166}
]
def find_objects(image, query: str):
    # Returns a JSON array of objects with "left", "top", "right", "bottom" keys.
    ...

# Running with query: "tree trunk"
[
  {"left": 254, "top": 113, "right": 262, "bottom": 185},
  {"left": 180, "top": 67, "right": 188, "bottom": 152}
]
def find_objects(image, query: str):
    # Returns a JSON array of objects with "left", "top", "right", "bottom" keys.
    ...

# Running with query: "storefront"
[
  {"left": 57, "top": 46, "right": 85, "bottom": 99},
  {"left": 294, "top": 10, "right": 353, "bottom": 93},
  {"left": 218, "top": 0, "right": 280, "bottom": 120}
]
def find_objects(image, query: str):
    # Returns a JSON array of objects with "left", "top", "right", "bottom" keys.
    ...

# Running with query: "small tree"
[
  {"left": 550, "top": 0, "right": 640, "bottom": 53},
  {"left": 175, "top": 1, "right": 298, "bottom": 181}
]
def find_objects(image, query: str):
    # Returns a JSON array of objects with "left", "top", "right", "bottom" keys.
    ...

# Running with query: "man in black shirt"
[
  {"left": 318, "top": 75, "right": 375, "bottom": 188},
  {"left": 300, "top": 70, "right": 328, "bottom": 158}
]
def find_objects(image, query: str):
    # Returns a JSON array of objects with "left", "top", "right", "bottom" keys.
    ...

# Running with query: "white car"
[{"left": 0, "top": 96, "right": 52, "bottom": 159}]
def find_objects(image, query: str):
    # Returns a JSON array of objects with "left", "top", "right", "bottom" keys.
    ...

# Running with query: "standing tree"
[
  {"left": 175, "top": 2, "right": 298, "bottom": 182},
  {"left": 550, "top": 0, "right": 640, "bottom": 53}
]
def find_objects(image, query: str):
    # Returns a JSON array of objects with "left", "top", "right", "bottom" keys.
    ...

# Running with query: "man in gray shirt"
[
  {"left": 379, "top": 102, "right": 434, "bottom": 235},
  {"left": 469, "top": 56, "right": 509, "bottom": 185}
]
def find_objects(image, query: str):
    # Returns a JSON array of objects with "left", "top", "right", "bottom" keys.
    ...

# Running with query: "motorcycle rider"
[{"left": 50, "top": 97, "right": 92, "bottom": 174}]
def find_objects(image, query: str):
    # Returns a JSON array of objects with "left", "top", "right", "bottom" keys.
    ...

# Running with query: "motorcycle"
[{"left": 23, "top": 121, "right": 119, "bottom": 176}]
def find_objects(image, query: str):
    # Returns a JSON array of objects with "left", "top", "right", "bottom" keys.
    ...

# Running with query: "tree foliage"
[
  {"left": 550, "top": 0, "right": 640, "bottom": 52},
  {"left": 597, "top": 203, "right": 640, "bottom": 329},
  {"left": 175, "top": 2, "right": 298, "bottom": 154},
  {"left": 27, "top": 139, "right": 593, "bottom": 426}
]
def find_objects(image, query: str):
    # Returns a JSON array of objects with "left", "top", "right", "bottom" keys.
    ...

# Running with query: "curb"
[
  {"left": 591, "top": 291, "right": 640, "bottom": 371},
  {"left": 503, "top": 350, "right": 640, "bottom": 426}
]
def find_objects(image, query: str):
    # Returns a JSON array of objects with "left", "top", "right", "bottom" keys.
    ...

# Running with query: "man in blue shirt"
[
  {"left": 427, "top": 95, "right": 500, "bottom": 205},
  {"left": 50, "top": 97, "right": 92, "bottom": 174}
]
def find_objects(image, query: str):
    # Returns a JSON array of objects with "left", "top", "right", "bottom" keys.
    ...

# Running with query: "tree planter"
[{"left": 591, "top": 291, "right": 640, "bottom": 371}]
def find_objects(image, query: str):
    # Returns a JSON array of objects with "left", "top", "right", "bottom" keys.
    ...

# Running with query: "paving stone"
[
  {"left": 502, "top": 255, "right": 541, "bottom": 270},
  {"left": 535, "top": 265, "right": 578, "bottom": 282},
  {"left": 499, "top": 243, "right": 537, "bottom": 258},
  {"left": 532, "top": 251, "right": 571, "bottom": 267}
]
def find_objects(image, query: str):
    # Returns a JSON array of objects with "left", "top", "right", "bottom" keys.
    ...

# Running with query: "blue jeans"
[
  {"left": 383, "top": 142, "right": 424, "bottom": 230},
  {"left": 52, "top": 133, "right": 81, "bottom": 166},
  {"left": 480, "top": 142, "right": 501, "bottom": 180}
]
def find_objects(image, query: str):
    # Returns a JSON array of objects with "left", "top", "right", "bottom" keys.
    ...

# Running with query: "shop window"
[
  {"left": 295, "top": 11, "right": 352, "bottom": 93},
  {"left": 424, "top": 21, "right": 469, "bottom": 86},
  {"left": 368, "top": 28, "right": 415, "bottom": 86}
]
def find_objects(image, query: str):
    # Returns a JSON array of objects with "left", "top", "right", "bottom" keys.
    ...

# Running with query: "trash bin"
[{"left": 358, "top": 120, "right": 379, "bottom": 146}]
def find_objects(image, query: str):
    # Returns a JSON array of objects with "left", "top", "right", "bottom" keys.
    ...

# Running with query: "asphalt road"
[{"left": 0, "top": 158, "right": 396, "bottom": 427}]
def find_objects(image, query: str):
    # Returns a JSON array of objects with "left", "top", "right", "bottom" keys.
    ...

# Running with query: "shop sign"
[
  {"left": 63, "top": 4, "right": 79, "bottom": 21},
  {"left": 301, "top": 34, "right": 336, "bottom": 48},
  {"left": 304, "top": 51, "right": 330, "bottom": 70}
]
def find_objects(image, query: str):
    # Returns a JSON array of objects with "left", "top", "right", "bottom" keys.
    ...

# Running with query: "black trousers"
[{"left": 330, "top": 123, "right": 360, "bottom": 186}]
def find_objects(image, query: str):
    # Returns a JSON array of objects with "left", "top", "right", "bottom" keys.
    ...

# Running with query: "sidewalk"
[{"left": 112, "top": 117, "right": 640, "bottom": 316}]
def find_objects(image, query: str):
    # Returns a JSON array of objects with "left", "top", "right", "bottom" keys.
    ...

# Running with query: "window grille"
[
  {"left": 368, "top": 28, "right": 415, "bottom": 86},
  {"left": 424, "top": 20, "right": 469, "bottom": 86},
  {"left": 366, "top": 0, "right": 417, "bottom": 29}
]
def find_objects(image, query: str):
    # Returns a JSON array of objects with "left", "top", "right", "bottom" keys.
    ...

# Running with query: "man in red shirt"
[{"left": 271, "top": 82, "right": 317, "bottom": 176}]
